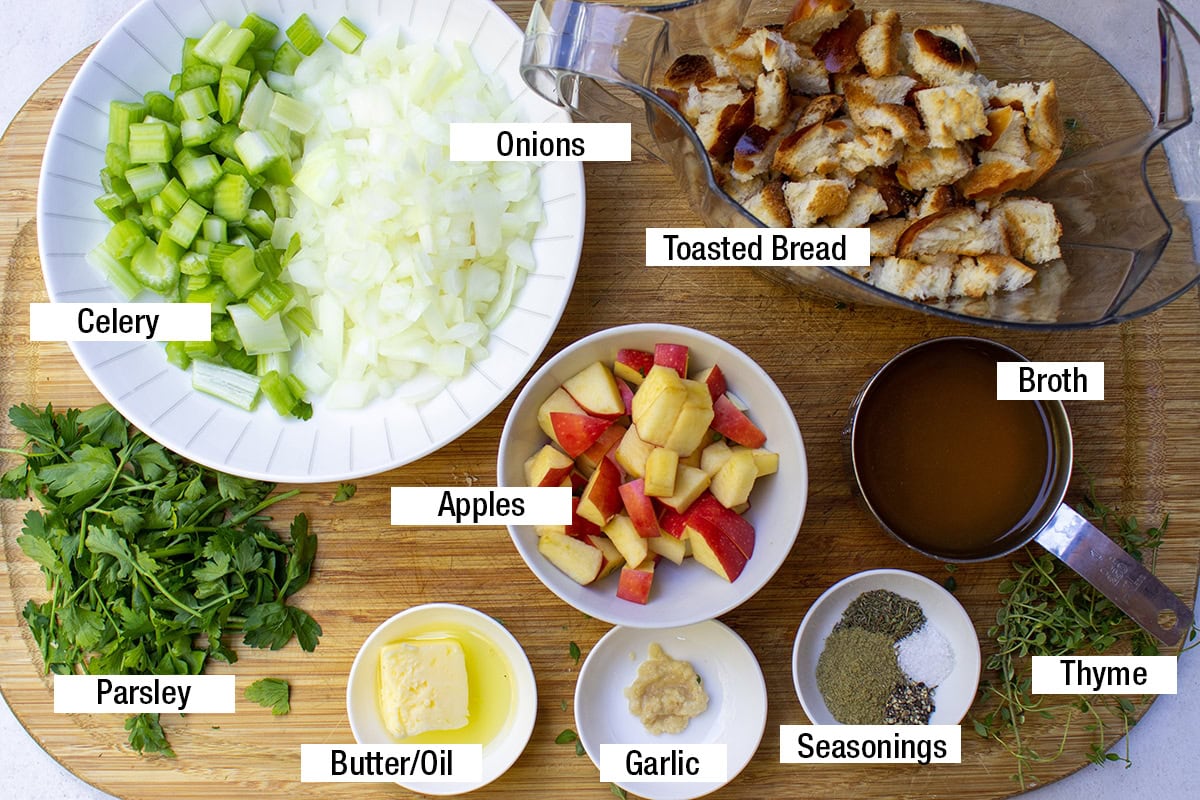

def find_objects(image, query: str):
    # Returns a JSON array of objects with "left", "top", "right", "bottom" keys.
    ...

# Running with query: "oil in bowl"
[{"left": 347, "top": 603, "right": 538, "bottom": 795}]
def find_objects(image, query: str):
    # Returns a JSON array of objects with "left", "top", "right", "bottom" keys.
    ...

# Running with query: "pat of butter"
[{"left": 379, "top": 638, "right": 469, "bottom": 739}]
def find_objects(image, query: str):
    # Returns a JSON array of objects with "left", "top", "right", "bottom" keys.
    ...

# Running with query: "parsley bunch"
[{"left": 2, "top": 404, "right": 320, "bottom": 756}]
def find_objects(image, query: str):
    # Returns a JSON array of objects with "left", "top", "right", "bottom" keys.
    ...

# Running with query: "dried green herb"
[
  {"left": 837, "top": 589, "right": 925, "bottom": 639},
  {"left": 554, "top": 729, "right": 577, "bottom": 745},
  {"left": 816, "top": 627, "right": 904, "bottom": 724},
  {"left": 569, "top": 640, "right": 581, "bottom": 665}
]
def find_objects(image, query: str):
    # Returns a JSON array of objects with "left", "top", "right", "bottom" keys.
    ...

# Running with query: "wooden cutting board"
[{"left": 3, "top": 22, "right": 1200, "bottom": 800}]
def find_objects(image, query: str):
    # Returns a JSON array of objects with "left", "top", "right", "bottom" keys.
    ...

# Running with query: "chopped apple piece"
[
  {"left": 663, "top": 380, "right": 715, "bottom": 455},
  {"left": 701, "top": 440, "right": 734, "bottom": 476},
  {"left": 752, "top": 448, "right": 779, "bottom": 477},
  {"left": 693, "top": 364, "right": 727, "bottom": 402},
  {"left": 613, "top": 424, "right": 656, "bottom": 478},
  {"left": 588, "top": 534, "right": 626, "bottom": 580},
  {"left": 614, "top": 348, "right": 655, "bottom": 386},
  {"left": 658, "top": 465, "right": 711, "bottom": 513},
  {"left": 616, "top": 558, "right": 656, "bottom": 604},
  {"left": 538, "top": 532, "right": 604, "bottom": 585},
  {"left": 649, "top": 530, "right": 688, "bottom": 565},
  {"left": 576, "top": 457, "right": 623, "bottom": 527},
  {"left": 710, "top": 447, "right": 758, "bottom": 508},
  {"left": 619, "top": 478, "right": 661, "bottom": 538},
  {"left": 603, "top": 513, "right": 650, "bottom": 568},
  {"left": 577, "top": 424, "right": 626, "bottom": 476},
  {"left": 570, "top": 496, "right": 603, "bottom": 538},
  {"left": 689, "top": 493, "right": 755, "bottom": 558},
  {"left": 680, "top": 445, "right": 703, "bottom": 469},
  {"left": 711, "top": 394, "right": 768, "bottom": 448},
  {"left": 686, "top": 521, "right": 748, "bottom": 582},
  {"left": 538, "top": 387, "right": 587, "bottom": 443},
  {"left": 643, "top": 447, "right": 679, "bottom": 497},
  {"left": 550, "top": 411, "right": 614, "bottom": 458},
  {"left": 616, "top": 377, "right": 635, "bottom": 417},
  {"left": 632, "top": 366, "right": 688, "bottom": 445},
  {"left": 524, "top": 444, "right": 575, "bottom": 487},
  {"left": 659, "top": 506, "right": 691, "bottom": 540},
  {"left": 563, "top": 361, "right": 625, "bottom": 418},
  {"left": 654, "top": 343, "right": 689, "bottom": 378}
]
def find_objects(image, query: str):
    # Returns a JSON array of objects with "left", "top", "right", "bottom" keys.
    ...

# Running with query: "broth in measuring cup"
[{"left": 851, "top": 338, "right": 1059, "bottom": 559}]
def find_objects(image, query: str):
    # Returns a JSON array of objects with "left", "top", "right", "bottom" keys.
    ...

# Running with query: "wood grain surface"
[{"left": 2, "top": 5, "right": 1200, "bottom": 800}]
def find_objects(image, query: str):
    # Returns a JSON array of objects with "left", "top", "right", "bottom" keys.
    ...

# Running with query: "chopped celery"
[
  {"left": 186, "top": 281, "right": 233, "bottom": 314},
  {"left": 218, "top": 65, "right": 250, "bottom": 122},
  {"left": 160, "top": 178, "right": 189, "bottom": 214},
  {"left": 185, "top": 273, "right": 211, "bottom": 291},
  {"left": 185, "top": 340, "right": 221, "bottom": 360},
  {"left": 180, "top": 116, "right": 221, "bottom": 147},
  {"left": 233, "top": 130, "right": 286, "bottom": 175},
  {"left": 271, "top": 42, "right": 303, "bottom": 76},
  {"left": 103, "top": 218, "right": 146, "bottom": 259},
  {"left": 105, "top": 144, "right": 131, "bottom": 177},
  {"left": 192, "top": 359, "right": 261, "bottom": 410},
  {"left": 178, "top": 153, "right": 222, "bottom": 192},
  {"left": 202, "top": 216, "right": 227, "bottom": 243},
  {"left": 259, "top": 370, "right": 297, "bottom": 415},
  {"left": 128, "top": 122, "right": 173, "bottom": 164},
  {"left": 212, "top": 318, "right": 239, "bottom": 343},
  {"left": 166, "top": 199, "right": 207, "bottom": 249},
  {"left": 327, "top": 17, "right": 366, "bottom": 54},
  {"left": 86, "top": 245, "right": 143, "bottom": 300},
  {"left": 243, "top": 208, "right": 273, "bottom": 239},
  {"left": 130, "top": 238, "right": 180, "bottom": 293},
  {"left": 95, "top": 193, "right": 126, "bottom": 222},
  {"left": 193, "top": 21, "right": 255, "bottom": 68},
  {"left": 239, "top": 81, "right": 276, "bottom": 131},
  {"left": 211, "top": 244, "right": 262, "bottom": 298},
  {"left": 228, "top": 304, "right": 289, "bottom": 355},
  {"left": 257, "top": 352, "right": 289, "bottom": 378},
  {"left": 240, "top": 13, "right": 279, "bottom": 49},
  {"left": 108, "top": 101, "right": 147, "bottom": 148},
  {"left": 210, "top": 123, "right": 242, "bottom": 158},
  {"left": 143, "top": 91, "right": 175, "bottom": 120},
  {"left": 165, "top": 341, "right": 191, "bottom": 369},
  {"left": 253, "top": 243, "right": 281, "bottom": 280},
  {"left": 268, "top": 93, "right": 316, "bottom": 134},
  {"left": 180, "top": 251, "right": 210, "bottom": 275},
  {"left": 247, "top": 279, "right": 293, "bottom": 319},
  {"left": 180, "top": 64, "right": 221, "bottom": 91},
  {"left": 124, "top": 163, "right": 169, "bottom": 202},
  {"left": 222, "top": 346, "right": 257, "bottom": 374},
  {"left": 284, "top": 306, "right": 315, "bottom": 336},
  {"left": 212, "top": 173, "right": 253, "bottom": 221},
  {"left": 286, "top": 14, "right": 323, "bottom": 56},
  {"left": 176, "top": 85, "right": 218, "bottom": 120}
]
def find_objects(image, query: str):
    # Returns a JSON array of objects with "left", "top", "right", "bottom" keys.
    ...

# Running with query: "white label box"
[
  {"left": 996, "top": 362, "right": 1104, "bottom": 400},
  {"left": 599, "top": 744, "right": 728, "bottom": 783},
  {"left": 390, "top": 486, "right": 572, "bottom": 526},
  {"left": 780, "top": 725, "right": 961, "bottom": 764},
  {"left": 300, "top": 744, "right": 483, "bottom": 783},
  {"left": 450, "top": 123, "right": 631, "bottom": 161},
  {"left": 29, "top": 303, "right": 211, "bottom": 342},
  {"left": 646, "top": 228, "right": 871, "bottom": 268},
  {"left": 54, "top": 675, "right": 234, "bottom": 714},
  {"left": 1032, "top": 656, "right": 1176, "bottom": 694}
]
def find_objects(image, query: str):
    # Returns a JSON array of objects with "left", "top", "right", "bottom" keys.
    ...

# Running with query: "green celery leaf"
[{"left": 281, "top": 514, "right": 315, "bottom": 597}]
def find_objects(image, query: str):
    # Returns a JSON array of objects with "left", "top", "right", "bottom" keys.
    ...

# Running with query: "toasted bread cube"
[
  {"left": 915, "top": 85, "right": 989, "bottom": 148},
  {"left": 906, "top": 26, "right": 979, "bottom": 86},
  {"left": 783, "top": 178, "right": 851, "bottom": 227},
  {"left": 856, "top": 9, "right": 901, "bottom": 77},
  {"left": 993, "top": 197, "right": 1063, "bottom": 264}
]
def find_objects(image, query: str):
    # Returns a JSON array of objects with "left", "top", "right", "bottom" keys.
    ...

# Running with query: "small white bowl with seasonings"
[
  {"left": 792, "top": 569, "right": 981, "bottom": 726},
  {"left": 575, "top": 620, "right": 767, "bottom": 800}
]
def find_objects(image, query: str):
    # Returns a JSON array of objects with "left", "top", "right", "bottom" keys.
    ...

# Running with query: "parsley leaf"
[
  {"left": 554, "top": 729, "right": 577, "bottom": 745},
  {"left": 569, "top": 641, "right": 581, "bottom": 665},
  {"left": 4, "top": 403, "right": 320, "bottom": 757},
  {"left": 245, "top": 678, "right": 291, "bottom": 715},
  {"left": 333, "top": 482, "right": 357, "bottom": 503}
]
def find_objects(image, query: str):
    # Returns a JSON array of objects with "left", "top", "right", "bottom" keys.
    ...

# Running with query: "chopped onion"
[{"left": 277, "top": 35, "right": 540, "bottom": 408}]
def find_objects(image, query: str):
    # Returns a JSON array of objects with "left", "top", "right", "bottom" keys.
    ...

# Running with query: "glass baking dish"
[{"left": 520, "top": 0, "right": 1200, "bottom": 328}]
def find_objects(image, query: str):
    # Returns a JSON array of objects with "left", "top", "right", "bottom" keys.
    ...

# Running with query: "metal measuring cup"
[{"left": 845, "top": 336, "right": 1194, "bottom": 645}]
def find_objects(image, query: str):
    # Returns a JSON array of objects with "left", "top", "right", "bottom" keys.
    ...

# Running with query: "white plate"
[
  {"left": 37, "top": 0, "right": 585, "bottom": 482},
  {"left": 792, "top": 569, "right": 982, "bottom": 725},
  {"left": 346, "top": 603, "right": 538, "bottom": 795},
  {"left": 575, "top": 621, "right": 767, "bottom": 800},
  {"left": 498, "top": 323, "right": 808, "bottom": 628}
]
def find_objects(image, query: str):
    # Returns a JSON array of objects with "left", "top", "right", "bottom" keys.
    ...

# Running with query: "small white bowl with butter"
[{"left": 347, "top": 603, "right": 537, "bottom": 794}]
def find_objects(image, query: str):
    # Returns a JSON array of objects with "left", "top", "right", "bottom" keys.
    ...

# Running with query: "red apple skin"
[
  {"left": 694, "top": 364, "right": 727, "bottom": 403},
  {"left": 653, "top": 343, "right": 690, "bottom": 379},
  {"left": 570, "top": 497, "right": 604, "bottom": 539},
  {"left": 659, "top": 506, "right": 691, "bottom": 540},
  {"left": 688, "top": 493, "right": 756, "bottom": 558},
  {"left": 570, "top": 470, "right": 588, "bottom": 495},
  {"left": 710, "top": 395, "right": 767, "bottom": 448},
  {"left": 579, "top": 424, "right": 627, "bottom": 474},
  {"left": 619, "top": 478, "right": 661, "bottom": 538},
  {"left": 550, "top": 411, "right": 614, "bottom": 458},
  {"left": 615, "top": 349, "right": 656, "bottom": 384},
  {"left": 616, "top": 377, "right": 635, "bottom": 417},
  {"left": 686, "top": 522, "right": 749, "bottom": 582},
  {"left": 616, "top": 564, "right": 655, "bottom": 604},
  {"left": 582, "top": 456, "right": 624, "bottom": 523}
]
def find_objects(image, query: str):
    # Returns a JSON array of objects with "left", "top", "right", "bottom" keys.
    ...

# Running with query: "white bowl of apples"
[{"left": 498, "top": 324, "right": 807, "bottom": 628}]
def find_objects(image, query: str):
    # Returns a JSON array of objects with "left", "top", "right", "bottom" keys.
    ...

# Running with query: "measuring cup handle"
[{"left": 1035, "top": 504, "right": 1194, "bottom": 646}]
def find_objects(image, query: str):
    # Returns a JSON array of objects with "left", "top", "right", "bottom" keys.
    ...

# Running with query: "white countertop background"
[{"left": 1, "top": 0, "right": 1197, "bottom": 797}]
